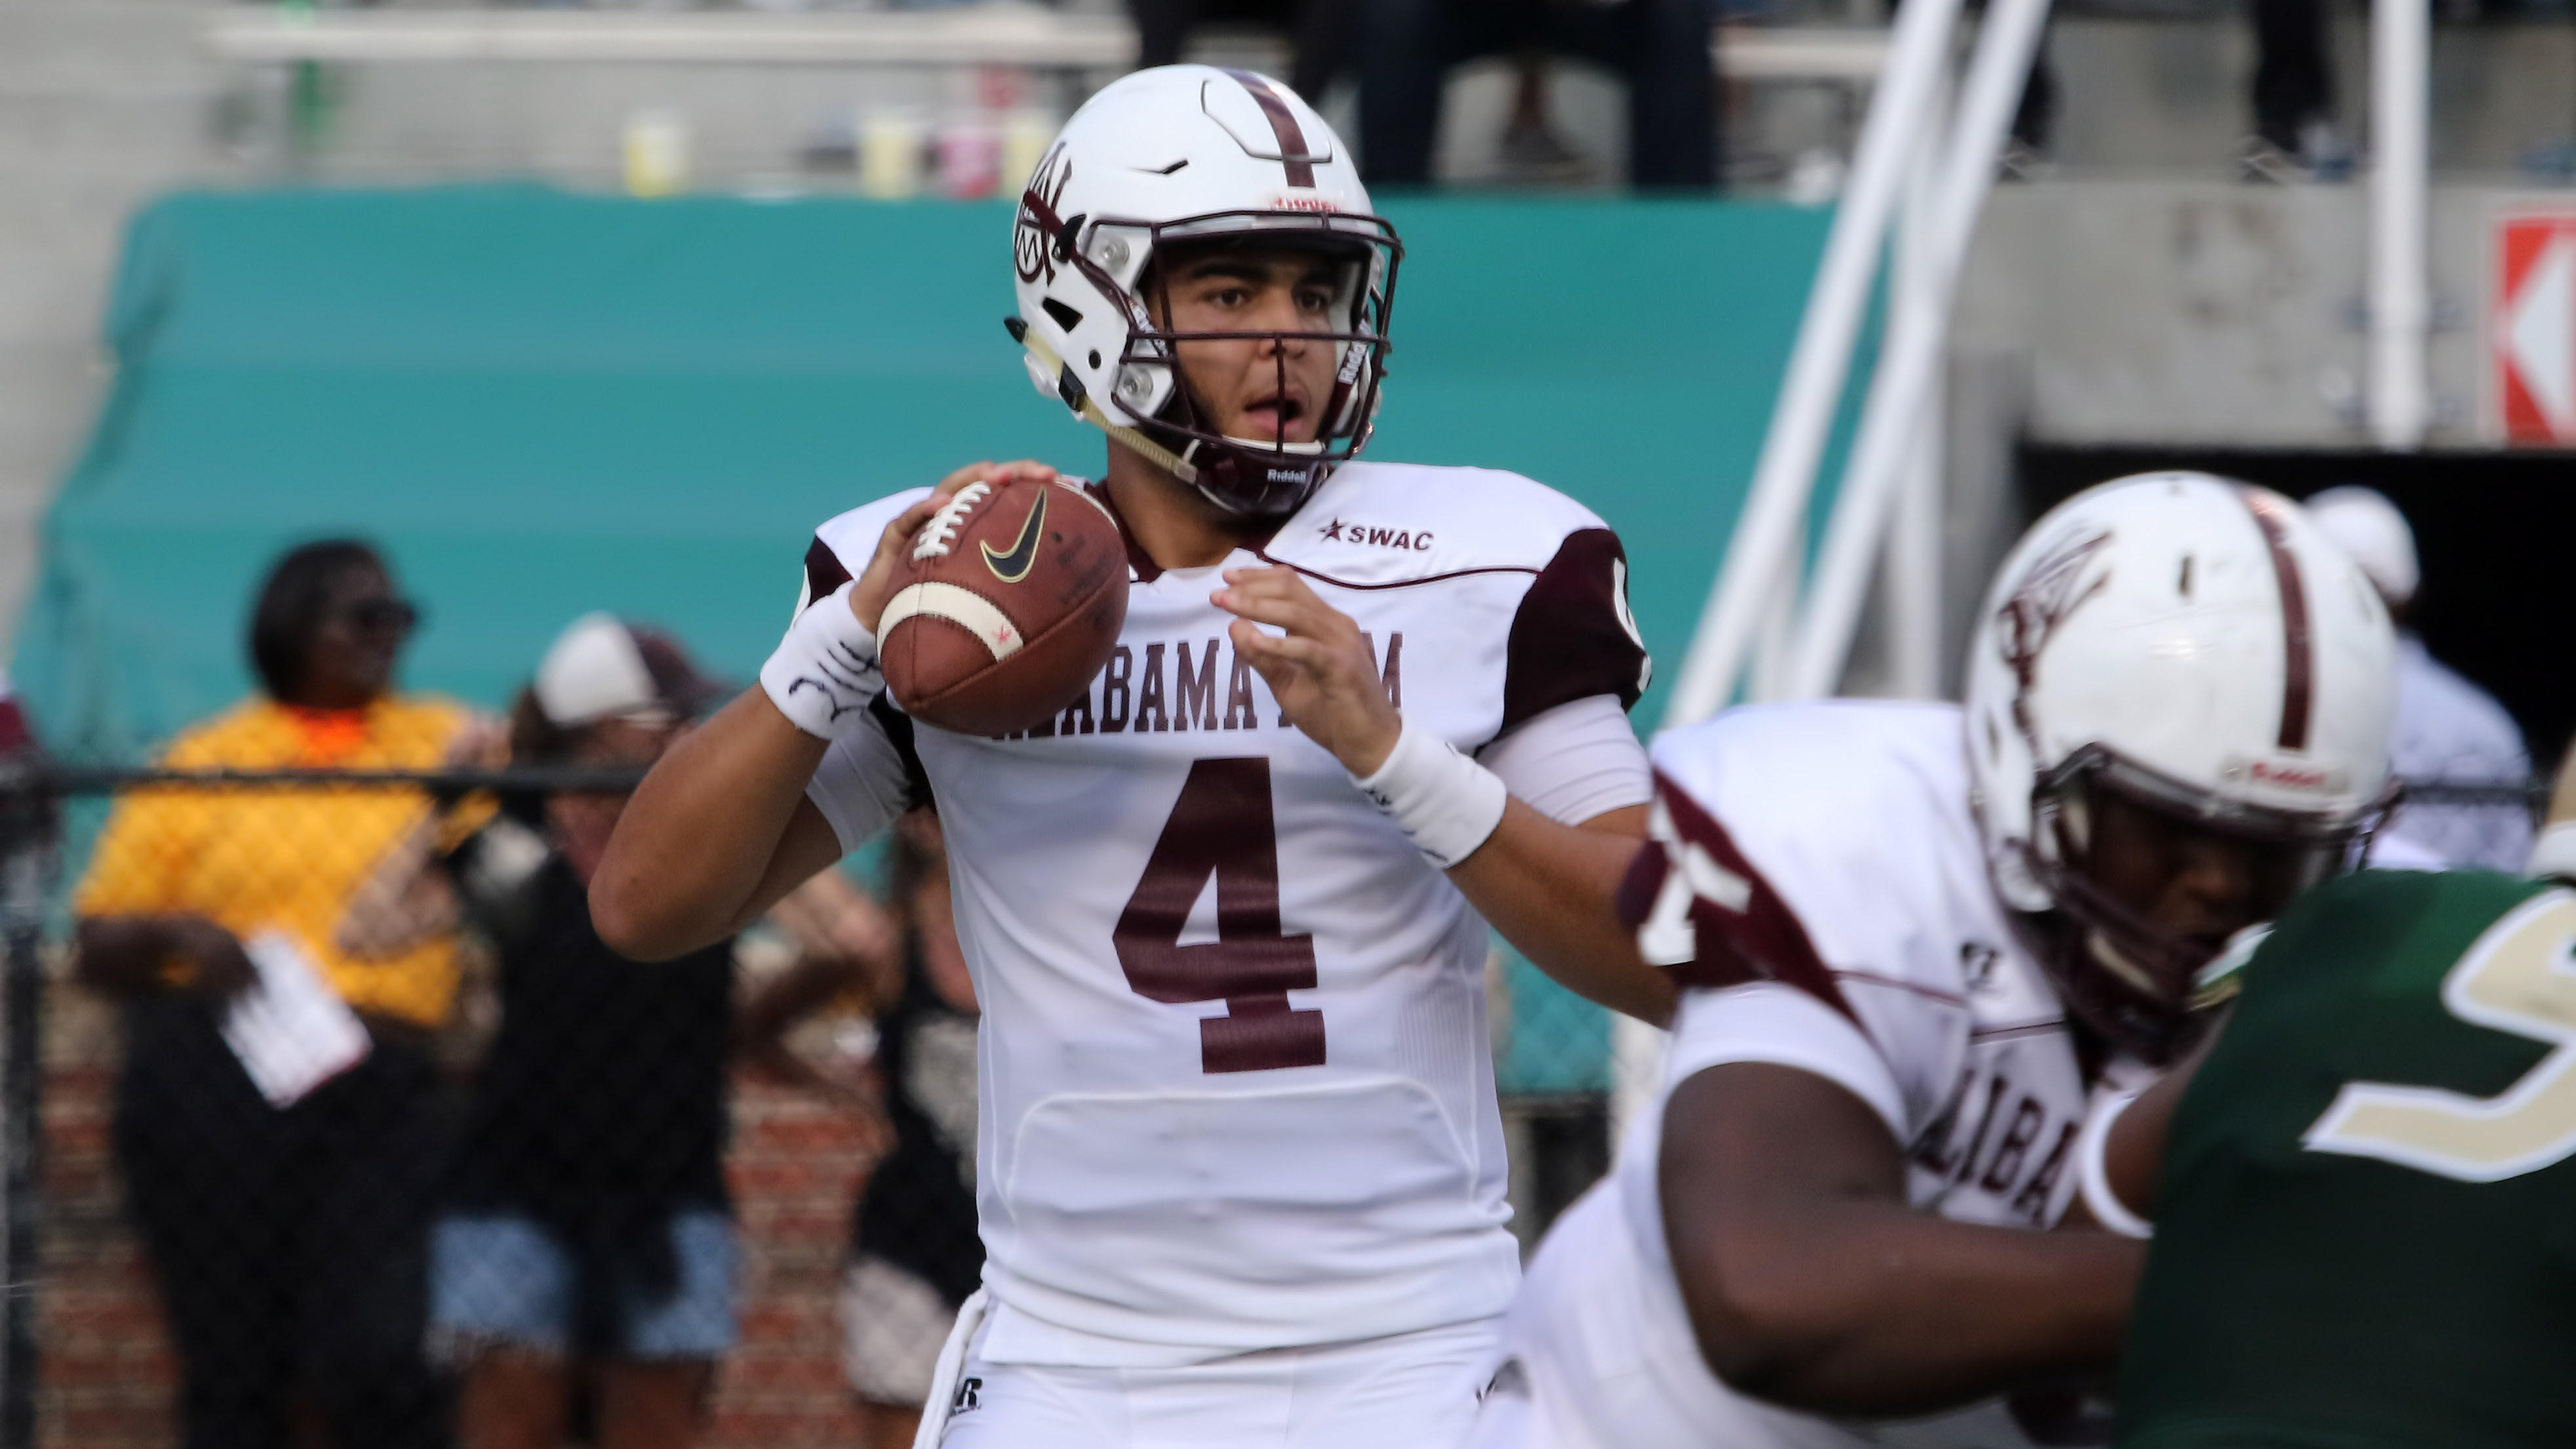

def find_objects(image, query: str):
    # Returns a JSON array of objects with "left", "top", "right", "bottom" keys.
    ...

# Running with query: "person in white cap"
[
  {"left": 341, "top": 614, "right": 898, "bottom": 1449},
  {"left": 2305, "top": 486, "right": 2532, "bottom": 871}
]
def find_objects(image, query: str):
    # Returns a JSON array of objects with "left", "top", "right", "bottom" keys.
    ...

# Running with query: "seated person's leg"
[
  {"left": 1290, "top": 0, "right": 1360, "bottom": 104},
  {"left": 1361, "top": 0, "right": 1522, "bottom": 186},
  {"left": 1131, "top": 0, "right": 1194, "bottom": 71},
  {"left": 1547, "top": 0, "right": 1718, "bottom": 190}
]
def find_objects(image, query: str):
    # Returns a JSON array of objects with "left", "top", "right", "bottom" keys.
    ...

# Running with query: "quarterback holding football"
[
  {"left": 595, "top": 65, "right": 1666, "bottom": 1449},
  {"left": 1471, "top": 473, "right": 2400, "bottom": 1449}
]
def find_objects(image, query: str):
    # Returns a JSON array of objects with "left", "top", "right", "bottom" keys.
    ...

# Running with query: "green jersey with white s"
[{"left": 2116, "top": 868, "right": 2576, "bottom": 1449}]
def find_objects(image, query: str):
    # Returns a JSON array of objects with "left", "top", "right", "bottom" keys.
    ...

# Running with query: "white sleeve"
[
  {"left": 1665, "top": 982, "right": 1910, "bottom": 1145},
  {"left": 804, "top": 711, "right": 912, "bottom": 852},
  {"left": 1475, "top": 694, "right": 1651, "bottom": 826}
]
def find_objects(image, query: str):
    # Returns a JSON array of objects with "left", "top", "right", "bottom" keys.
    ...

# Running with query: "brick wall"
[{"left": 35, "top": 983, "right": 887, "bottom": 1449}]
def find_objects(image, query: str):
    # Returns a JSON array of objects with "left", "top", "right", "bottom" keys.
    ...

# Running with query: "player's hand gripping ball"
[{"left": 880, "top": 475, "right": 1128, "bottom": 735}]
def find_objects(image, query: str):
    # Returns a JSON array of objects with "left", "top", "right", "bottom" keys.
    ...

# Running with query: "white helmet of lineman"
[
  {"left": 1964, "top": 472, "right": 2398, "bottom": 1058},
  {"left": 1006, "top": 64, "right": 1400, "bottom": 517}
]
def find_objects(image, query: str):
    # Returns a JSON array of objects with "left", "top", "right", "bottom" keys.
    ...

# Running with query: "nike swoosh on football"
[{"left": 981, "top": 492, "right": 1048, "bottom": 583}]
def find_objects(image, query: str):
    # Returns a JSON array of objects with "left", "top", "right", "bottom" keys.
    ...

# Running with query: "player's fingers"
[
  {"left": 878, "top": 498, "right": 947, "bottom": 558},
  {"left": 1213, "top": 591, "right": 1343, "bottom": 645},
  {"left": 934, "top": 460, "right": 998, "bottom": 494},
  {"left": 1231, "top": 622, "right": 1336, "bottom": 673},
  {"left": 992, "top": 458, "right": 1060, "bottom": 485},
  {"left": 1228, "top": 621, "right": 1307, "bottom": 686},
  {"left": 1218, "top": 566, "right": 1306, "bottom": 599}
]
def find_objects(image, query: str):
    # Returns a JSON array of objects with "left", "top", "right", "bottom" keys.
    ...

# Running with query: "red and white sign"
[{"left": 2493, "top": 212, "right": 2576, "bottom": 445}]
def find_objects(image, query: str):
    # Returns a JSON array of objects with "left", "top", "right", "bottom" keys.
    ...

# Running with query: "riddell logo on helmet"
[
  {"left": 1268, "top": 196, "right": 1341, "bottom": 213},
  {"left": 2226, "top": 757, "right": 2347, "bottom": 793}
]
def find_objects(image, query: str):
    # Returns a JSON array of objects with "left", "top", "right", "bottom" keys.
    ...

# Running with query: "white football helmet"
[
  {"left": 1006, "top": 64, "right": 1399, "bottom": 517},
  {"left": 1964, "top": 472, "right": 2398, "bottom": 1057}
]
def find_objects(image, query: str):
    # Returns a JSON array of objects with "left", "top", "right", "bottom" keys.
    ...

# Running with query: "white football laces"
[{"left": 912, "top": 481, "right": 991, "bottom": 561}]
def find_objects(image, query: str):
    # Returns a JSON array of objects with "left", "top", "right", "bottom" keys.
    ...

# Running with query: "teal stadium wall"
[{"left": 14, "top": 186, "right": 1849, "bottom": 1093}]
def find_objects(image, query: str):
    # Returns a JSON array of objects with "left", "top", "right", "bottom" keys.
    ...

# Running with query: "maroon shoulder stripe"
[
  {"left": 2240, "top": 489, "right": 2313, "bottom": 751},
  {"left": 803, "top": 535, "right": 853, "bottom": 611},
  {"left": 1219, "top": 68, "right": 1317, "bottom": 188},
  {"left": 1636, "top": 768, "right": 1860, "bottom": 1024}
]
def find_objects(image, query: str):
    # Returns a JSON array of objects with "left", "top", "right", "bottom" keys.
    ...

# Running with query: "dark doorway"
[{"left": 2019, "top": 445, "right": 2576, "bottom": 763}]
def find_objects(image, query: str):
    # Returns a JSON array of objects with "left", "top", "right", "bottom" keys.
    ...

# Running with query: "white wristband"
[
  {"left": 761, "top": 580, "right": 884, "bottom": 739},
  {"left": 2531, "top": 822, "right": 2576, "bottom": 881},
  {"left": 1353, "top": 721, "right": 1509, "bottom": 869},
  {"left": 2075, "top": 1087, "right": 2153, "bottom": 1240}
]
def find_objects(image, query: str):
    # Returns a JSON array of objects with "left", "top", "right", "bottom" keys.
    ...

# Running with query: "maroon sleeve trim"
[
  {"left": 1499, "top": 528, "right": 1650, "bottom": 735},
  {"left": 867, "top": 695, "right": 934, "bottom": 810},
  {"left": 801, "top": 532, "right": 929, "bottom": 808},
  {"left": 804, "top": 534, "right": 854, "bottom": 610},
  {"left": 1645, "top": 768, "right": 1858, "bottom": 1024}
]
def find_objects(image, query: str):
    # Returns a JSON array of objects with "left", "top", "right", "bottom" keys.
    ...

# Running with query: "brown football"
[{"left": 879, "top": 475, "right": 1128, "bottom": 736}]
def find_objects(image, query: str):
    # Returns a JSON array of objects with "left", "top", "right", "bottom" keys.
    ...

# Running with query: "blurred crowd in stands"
[{"left": 60, "top": 542, "right": 981, "bottom": 1449}]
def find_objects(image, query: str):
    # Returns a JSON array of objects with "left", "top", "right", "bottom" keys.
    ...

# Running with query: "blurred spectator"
[
  {"left": 1497, "top": 53, "right": 1596, "bottom": 185},
  {"left": 1132, "top": 0, "right": 1355, "bottom": 104},
  {"left": 741, "top": 809, "right": 976, "bottom": 1449},
  {"left": 2307, "top": 486, "right": 2533, "bottom": 869},
  {"left": 1360, "top": 0, "right": 1718, "bottom": 191},
  {"left": 2240, "top": 0, "right": 2346, "bottom": 180},
  {"left": 338, "top": 614, "right": 893, "bottom": 1449},
  {"left": 71, "top": 538, "right": 465, "bottom": 1449}
]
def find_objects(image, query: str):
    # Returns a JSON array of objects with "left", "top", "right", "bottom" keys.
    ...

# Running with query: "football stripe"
[{"left": 881, "top": 582, "right": 1024, "bottom": 661}]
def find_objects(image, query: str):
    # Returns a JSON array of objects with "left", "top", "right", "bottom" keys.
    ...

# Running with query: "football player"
[
  {"left": 591, "top": 65, "right": 1666, "bottom": 1449},
  {"left": 1469, "top": 473, "right": 2400, "bottom": 1449},
  {"left": 2099, "top": 749, "right": 2576, "bottom": 1449}
]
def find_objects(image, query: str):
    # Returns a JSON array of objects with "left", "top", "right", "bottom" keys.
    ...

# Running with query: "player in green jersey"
[{"left": 2105, "top": 844, "right": 2576, "bottom": 1448}]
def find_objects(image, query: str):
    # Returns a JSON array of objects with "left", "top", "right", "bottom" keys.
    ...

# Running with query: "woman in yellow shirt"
[{"left": 73, "top": 540, "right": 472, "bottom": 1449}]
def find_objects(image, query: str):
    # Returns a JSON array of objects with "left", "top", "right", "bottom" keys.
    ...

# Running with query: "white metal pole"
[
  {"left": 1751, "top": 515, "right": 1805, "bottom": 702},
  {"left": 1886, "top": 67, "right": 1948, "bottom": 701},
  {"left": 1781, "top": 0, "right": 2050, "bottom": 702},
  {"left": 1659, "top": 0, "right": 1970, "bottom": 728},
  {"left": 2368, "top": 0, "right": 2430, "bottom": 448},
  {"left": 1888, "top": 391, "right": 1944, "bottom": 696}
]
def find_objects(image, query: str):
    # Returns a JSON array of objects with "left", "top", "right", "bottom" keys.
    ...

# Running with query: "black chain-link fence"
[
  {"left": 8, "top": 765, "right": 957, "bottom": 1449},
  {"left": 0, "top": 765, "right": 1635, "bottom": 1449}
]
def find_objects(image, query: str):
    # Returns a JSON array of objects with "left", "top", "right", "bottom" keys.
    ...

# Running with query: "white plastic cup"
[
  {"left": 624, "top": 109, "right": 690, "bottom": 197},
  {"left": 935, "top": 115, "right": 1001, "bottom": 199},
  {"left": 858, "top": 108, "right": 930, "bottom": 200},
  {"left": 1001, "top": 108, "right": 1058, "bottom": 197}
]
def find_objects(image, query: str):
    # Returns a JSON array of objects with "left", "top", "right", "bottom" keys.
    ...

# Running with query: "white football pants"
[
  {"left": 1468, "top": 1182, "right": 2037, "bottom": 1449},
  {"left": 919, "top": 1298, "right": 1499, "bottom": 1449}
]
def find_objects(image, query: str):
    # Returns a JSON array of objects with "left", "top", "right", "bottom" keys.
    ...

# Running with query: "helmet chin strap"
[
  {"left": 1011, "top": 322, "right": 1200, "bottom": 485},
  {"left": 1012, "top": 319, "right": 1334, "bottom": 514}
]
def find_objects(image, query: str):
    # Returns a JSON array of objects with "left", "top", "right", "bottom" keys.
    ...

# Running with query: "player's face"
[
  {"left": 2082, "top": 789, "right": 2315, "bottom": 959},
  {"left": 1153, "top": 246, "right": 1342, "bottom": 447},
  {"left": 297, "top": 563, "right": 414, "bottom": 710},
  {"left": 547, "top": 716, "right": 683, "bottom": 880}
]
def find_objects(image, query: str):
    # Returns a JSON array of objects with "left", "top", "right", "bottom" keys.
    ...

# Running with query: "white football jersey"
[
  {"left": 1490, "top": 701, "right": 2143, "bottom": 1449},
  {"left": 797, "top": 460, "right": 1652, "bottom": 1363}
]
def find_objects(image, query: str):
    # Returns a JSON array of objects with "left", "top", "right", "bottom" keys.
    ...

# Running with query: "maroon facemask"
[{"left": 2019, "top": 745, "right": 2385, "bottom": 1062}]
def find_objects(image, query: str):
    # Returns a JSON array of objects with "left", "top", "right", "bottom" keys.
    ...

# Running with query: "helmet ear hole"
[{"left": 1041, "top": 298, "right": 1084, "bottom": 333}]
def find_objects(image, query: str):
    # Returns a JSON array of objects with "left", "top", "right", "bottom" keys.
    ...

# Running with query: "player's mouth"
[{"left": 1238, "top": 391, "right": 1307, "bottom": 442}]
